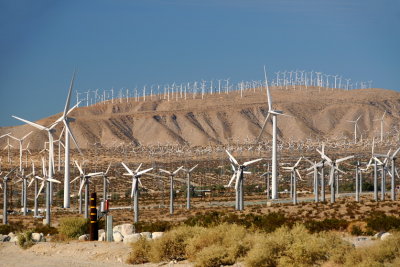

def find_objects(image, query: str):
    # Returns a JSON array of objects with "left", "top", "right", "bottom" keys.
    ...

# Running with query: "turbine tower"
[
  {"left": 121, "top": 162, "right": 153, "bottom": 223},
  {"left": 257, "top": 66, "right": 289, "bottom": 199},
  {"left": 347, "top": 115, "right": 362, "bottom": 144}
]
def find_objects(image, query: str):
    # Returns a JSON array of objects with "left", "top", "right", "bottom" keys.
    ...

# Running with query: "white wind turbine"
[
  {"left": 374, "top": 146, "right": 400, "bottom": 201},
  {"left": 282, "top": 157, "right": 303, "bottom": 205},
  {"left": 35, "top": 157, "right": 61, "bottom": 224},
  {"left": 347, "top": 115, "right": 362, "bottom": 144},
  {"left": 374, "top": 111, "right": 386, "bottom": 142},
  {"left": 27, "top": 161, "right": 40, "bottom": 217},
  {"left": 1, "top": 168, "right": 17, "bottom": 224},
  {"left": 159, "top": 166, "right": 183, "bottom": 215},
  {"left": 225, "top": 150, "right": 262, "bottom": 210},
  {"left": 317, "top": 148, "right": 354, "bottom": 203},
  {"left": 8, "top": 132, "right": 32, "bottom": 172},
  {"left": 0, "top": 133, "right": 12, "bottom": 163},
  {"left": 70, "top": 160, "right": 103, "bottom": 219},
  {"left": 121, "top": 162, "right": 153, "bottom": 223},
  {"left": 182, "top": 164, "right": 198, "bottom": 210},
  {"left": 257, "top": 65, "right": 291, "bottom": 199},
  {"left": 101, "top": 163, "right": 112, "bottom": 202},
  {"left": 305, "top": 159, "right": 324, "bottom": 203}
]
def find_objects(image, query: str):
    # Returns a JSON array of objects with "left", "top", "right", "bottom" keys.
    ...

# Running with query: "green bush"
[
  {"left": 244, "top": 224, "right": 352, "bottom": 267},
  {"left": 17, "top": 231, "right": 34, "bottom": 249},
  {"left": 133, "top": 220, "right": 173, "bottom": 233},
  {"left": 0, "top": 220, "right": 24, "bottom": 234},
  {"left": 305, "top": 218, "right": 349, "bottom": 233},
  {"left": 58, "top": 217, "right": 89, "bottom": 238},
  {"left": 126, "top": 237, "right": 151, "bottom": 264},
  {"left": 366, "top": 212, "right": 400, "bottom": 232},
  {"left": 149, "top": 225, "right": 202, "bottom": 262},
  {"left": 31, "top": 224, "right": 58, "bottom": 236}
]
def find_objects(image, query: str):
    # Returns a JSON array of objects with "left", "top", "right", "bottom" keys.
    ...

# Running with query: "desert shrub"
[
  {"left": 365, "top": 212, "right": 400, "bottom": 232},
  {"left": 17, "top": 230, "right": 34, "bottom": 249},
  {"left": 58, "top": 217, "right": 89, "bottom": 238},
  {"left": 126, "top": 237, "right": 151, "bottom": 264},
  {"left": 343, "top": 232, "right": 400, "bottom": 266},
  {"left": 350, "top": 225, "right": 363, "bottom": 236},
  {"left": 133, "top": 220, "right": 173, "bottom": 233},
  {"left": 31, "top": 224, "right": 58, "bottom": 236},
  {"left": 244, "top": 224, "right": 352, "bottom": 267},
  {"left": 149, "top": 225, "right": 202, "bottom": 262},
  {"left": 305, "top": 218, "right": 349, "bottom": 233},
  {"left": 0, "top": 220, "right": 24, "bottom": 234},
  {"left": 184, "top": 211, "right": 290, "bottom": 233},
  {"left": 186, "top": 224, "right": 253, "bottom": 266}
]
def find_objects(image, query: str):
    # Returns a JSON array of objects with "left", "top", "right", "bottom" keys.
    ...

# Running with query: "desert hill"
[{"left": 1, "top": 87, "right": 399, "bottom": 149}]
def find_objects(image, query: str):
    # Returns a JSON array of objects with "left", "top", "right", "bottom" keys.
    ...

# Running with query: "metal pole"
[
  {"left": 23, "top": 177, "right": 27, "bottom": 215},
  {"left": 85, "top": 180, "right": 89, "bottom": 219},
  {"left": 330, "top": 169, "right": 335, "bottom": 203},
  {"left": 34, "top": 178, "right": 38, "bottom": 217},
  {"left": 314, "top": 166, "right": 319, "bottom": 202},
  {"left": 45, "top": 181, "right": 50, "bottom": 225},
  {"left": 103, "top": 176, "right": 107, "bottom": 202},
  {"left": 170, "top": 175, "right": 174, "bottom": 215},
  {"left": 89, "top": 192, "right": 98, "bottom": 241},
  {"left": 272, "top": 115, "right": 278, "bottom": 199},
  {"left": 293, "top": 171, "right": 297, "bottom": 205},
  {"left": 374, "top": 161, "right": 378, "bottom": 201},
  {"left": 381, "top": 165, "right": 385, "bottom": 201},
  {"left": 356, "top": 162, "right": 359, "bottom": 202},
  {"left": 79, "top": 176, "right": 82, "bottom": 214},
  {"left": 3, "top": 180, "right": 7, "bottom": 224},
  {"left": 391, "top": 159, "right": 396, "bottom": 201},
  {"left": 321, "top": 164, "right": 325, "bottom": 202},
  {"left": 64, "top": 122, "right": 70, "bottom": 208},
  {"left": 133, "top": 181, "right": 139, "bottom": 223},
  {"left": 240, "top": 170, "right": 244, "bottom": 210},
  {"left": 186, "top": 172, "right": 190, "bottom": 210}
]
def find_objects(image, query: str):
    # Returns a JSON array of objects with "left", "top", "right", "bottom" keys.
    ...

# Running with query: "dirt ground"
[{"left": 0, "top": 241, "right": 194, "bottom": 267}]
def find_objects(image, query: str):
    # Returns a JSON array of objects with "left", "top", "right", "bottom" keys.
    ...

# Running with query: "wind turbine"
[
  {"left": 71, "top": 161, "right": 102, "bottom": 219},
  {"left": 347, "top": 115, "right": 362, "bottom": 144},
  {"left": 27, "top": 161, "right": 40, "bottom": 217},
  {"left": 317, "top": 147, "right": 354, "bottom": 203},
  {"left": 121, "top": 162, "right": 153, "bottom": 223},
  {"left": 1, "top": 168, "right": 17, "bottom": 224},
  {"left": 14, "top": 169, "right": 30, "bottom": 215},
  {"left": 8, "top": 132, "right": 32, "bottom": 172},
  {"left": 257, "top": 66, "right": 291, "bottom": 199},
  {"left": 35, "top": 157, "right": 61, "bottom": 224},
  {"left": 0, "top": 133, "right": 12, "bottom": 163},
  {"left": 225, "top": 150, "right": 262, "bottom": 210},
  {"left": 260, "top": 163, "right": 271, "bottom": 199},
  {"left": 101, "top": 163, "right": 112, "bottom": 202},
  {"left": 282, "top": 157, "right": 303, "bottom": 205},
  {"left": 182, "top": 164, "right": 198, "bottom": 210},
  {"left": 305, "top": 158, "right": 323, "bottom": 202},
  {"left": 374, "top": 111, "right": 386, "bottom": 143},
  {"left": 159, "top": 166, "right": 183, "bottom": 215},
  {"left": 375, "top": 146, "right": 400, "bottom": 200}
]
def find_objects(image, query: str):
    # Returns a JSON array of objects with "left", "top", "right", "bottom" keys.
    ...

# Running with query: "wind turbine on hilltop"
[
  {"left": 374, "top": 111, "right": 386, "bottom": 143},
  {"left": 121, "top": 162, "right": 153, "bottom": 223},
  {"left": 347, "top": 115, "right": 362, "bottom": 144},
  {"left": 225, "top": 150, "right": 262, "bottom": 210},
  {"left": 1, "top": 133, "right": 13, "bottom": 163},
  {"left": 257, "top": 65, "right": 291, "bottom": 199},
  {"left": 374, "top": 146, "right": 400, "bottom": 201}
]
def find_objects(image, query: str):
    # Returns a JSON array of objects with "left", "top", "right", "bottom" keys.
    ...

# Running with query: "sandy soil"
[{"left": 0, "top": 241, "right": 193, "bottom": 267}]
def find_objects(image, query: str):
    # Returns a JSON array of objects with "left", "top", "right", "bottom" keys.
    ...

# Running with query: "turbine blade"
[
  {"left": 12, "top": 116, "right": 47, "bottom": 131},
  {"left": 256, "top": 113, "right": 270, "bottom": 142},
  {"left": 70, "top": 176, "right": 80, "bottom": 184},
  {"left": 336, "top": 155, "right": 354, "bottom": 163},
  {"left": 227, "top": 173, "right": 236, "bottom": 187},
  {"left": 36, "top": 182, "right": 45, "bottom": 199},
  {"left": 189, "top": 164, "right": 198, "bottom": 172},
  {"left": 159, "top": 169, "right": 171, "bottom": 175},
  {"left": 63, "top": 71, "right": 76, "bottom": 118},
  {"left": 243, "top": 158, "right": 263, "bottom": 167},
  {"left": 137, "top": 167, "right": 153, "bottom": 176},
  {"left": 225, "top": 150, "right": 238, "bottom": 166},
  {"left": 121, "top": 162, "right": 134, "bottom": 176},
  {"left": 173, "top": 166, "right": 183, "bottom": 175},
  {"left": 64, "top": 121, "right": 82, "bottom": 155},
  {"left": 135, "top": 163, "right": 142, "bottom": 173},
  {"left": 74, "top": 160, "right": 84, "bottom": 175},
  {"left": 78, "top": 179, "right": 85, "bottom": 196}
]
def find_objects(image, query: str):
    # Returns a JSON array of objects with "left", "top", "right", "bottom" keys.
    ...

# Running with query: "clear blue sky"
[{"left": 1, "top": 0, "right": 399, "bottom": 127}]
